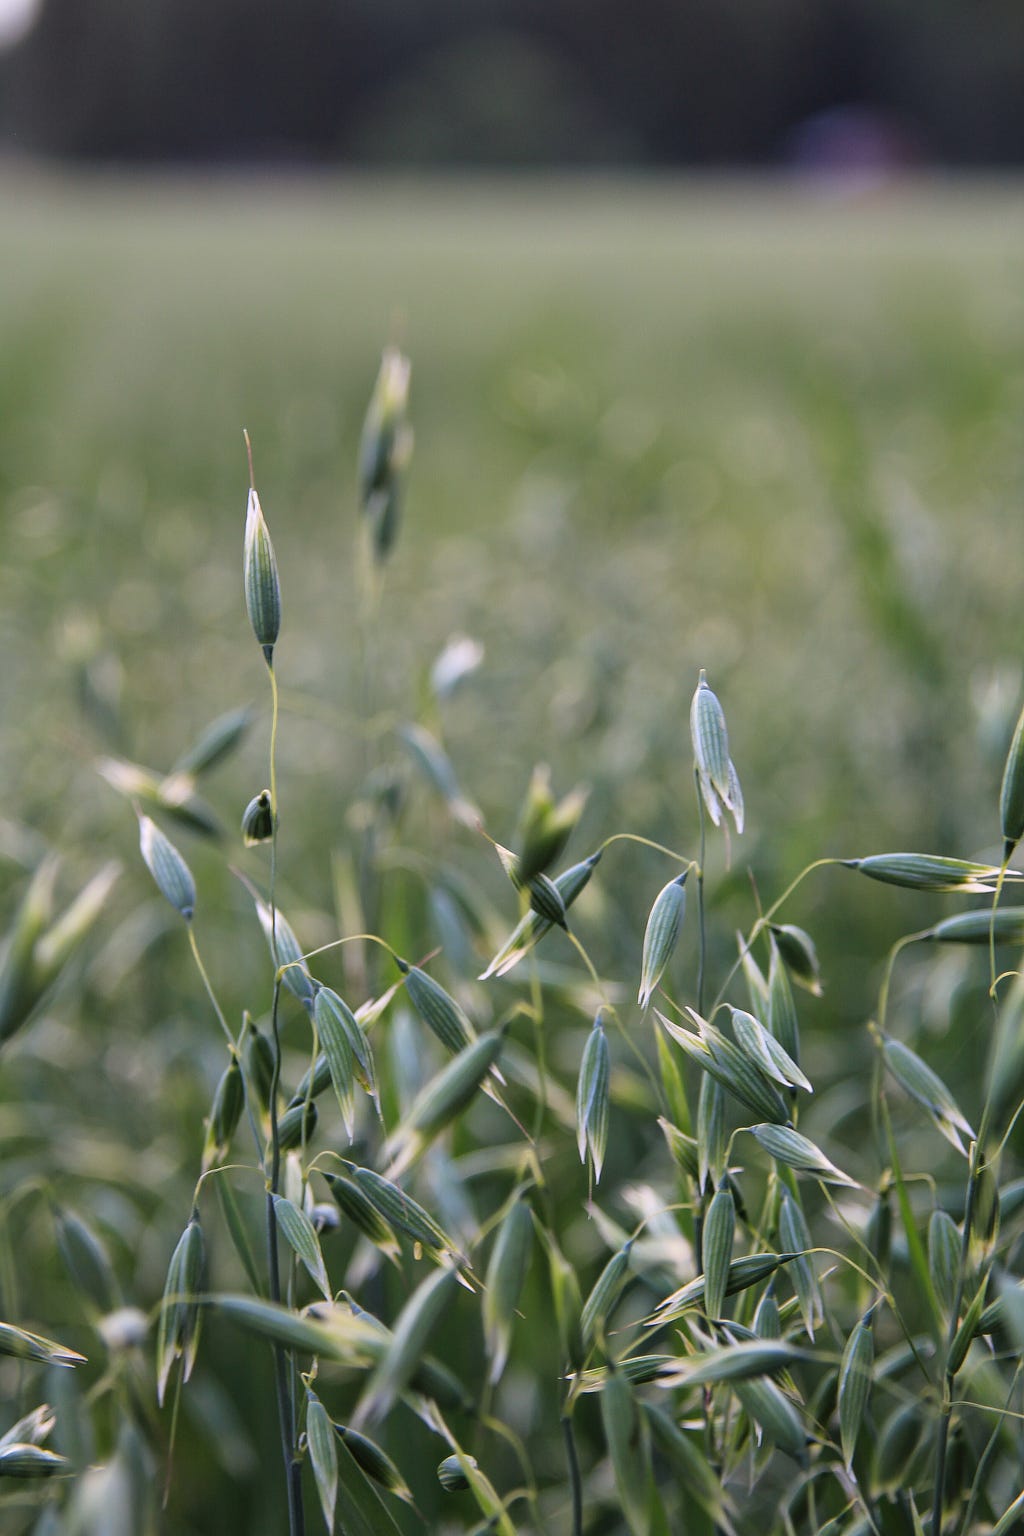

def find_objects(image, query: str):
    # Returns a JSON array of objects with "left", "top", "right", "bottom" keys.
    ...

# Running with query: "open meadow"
[{"left": 1, "top": 175, "right": 1024, "bottom": 1535}]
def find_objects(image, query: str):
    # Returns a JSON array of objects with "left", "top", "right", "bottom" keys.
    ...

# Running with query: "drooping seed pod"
[
  {"left": 483, "top": 1197, "right": 533, "bottom": 1384},
  {"left": 577, "top": 1012, "right": 610, "bottom": 1183},
  {"left": 845, "top": 852, "right": 1020, "bottom": 894},
  {"left": 649, "top": 1252, "right": 795, "bottom": 1327},
  {"left": 324, "top": 1170, "right": 401, "bottom": 1263},
  {"left": 204, "top": 1056, "right": 244, "bottom": 1169},
  {"left": 241, "top": 790, "right": 274, "bottom": 847},
  {"left": 54, "top": 1208, "right": 120, "bottom": 1315},
  {"left": 336, "top": 1162, "right": 462, "bottom": 1266},
  {"left": 638, "top": 872, "right": 687, "bottom": 1010},
  {"left": 0, "top": 1321, "right": 84, "bottom": 1368},
  {"left": 305, "top": 1388, "right": 338, "bottom": 1532},
  {"left": 359, "top": 348, "right": 411, "bottom": 508},
  {"left": 749, "top": 1123, "right": 858, "bottom": 1187},
  {"left": 702, "top": 1185, "right": 736, "bottom": 1321},
  {"left": 581, "top": 1239, "right": 634, "bottom": 1353},
  {"left": 779, "top": 1190, "right": 820, "bottom": 1340},
  {"left": 838, "top": 1310, "right": 874, "bottom": 1469},
  {"left": 398, "top": 960, "right": 475, "bottom": 1056},
  {"left": 254, "top": 896, "right": 317, "bottom": 1004},
  {"left": 156, "top": 1214, "right": 205, "bottom": 1406},
  {"left": 172, "top": 705, "right": 254, "bottom": 777},
  {"left": 354, "top": 1265, "right": 459, "bottom": 1428},
  {"left": 242, "top": 473, "right": 281, "bottom": 666},
  {"left": 0, "top": 1444, "right": 70, "bottom": 1479},
  {"left": 878, "top": 1033, "right": 974, "bottom": 1155},
  {"left": 734, "top": 1375, "right": 808, "bottom": 1462},
  {"left": 273, "top": 1195, "right": 330, "bottom": 1300},
  {"left": 768, "top": 923, "right": 823, "bottom": 996},
  {"left": 697, "top": 1075, "right": 726, "bottom": 1195},
  {"left": 276, "top": 1099, "right": 318, "bottom": 1154},
  {"left": 480, "top": 850, "right": 602, "bottom": 980},
  {"left": 1001, "top": 700, "right": 1024, "bottom": 858},
  {"left": 437, "top": 1453, "right": 473, "bottom": 1492},
  {"left": 928, "top": 1210, "right": 961, "bottom": 1319},
  {"left": 926, "top": 908, "right": 1024, "bottom": 945},
  {"left": 241, "top": 1015, "right": 275, "bottom": 1112},
  {"left": 334, "top": 1425, "right": 414, "bottom": 1503},
  {"left": 730, "top": 1007, "right": 811, "bottom": 1094},
  {"left": 690, "top": 669, "right": 744, "bottom": 834},
  {"left": 514, "top": 766, "right": 587, "bottom": 886},
  {"left": 600, "top": 1366, "right": 652, "bottom": 1536},
  {"left": 138, "top": 814, "right": 195, "bottom": 921},
  {"left": 767, "top": 933, "right": 800, "bottom": 1065},
  {"left": 527, "top": 873, "right": 568, "bottom": 929}
]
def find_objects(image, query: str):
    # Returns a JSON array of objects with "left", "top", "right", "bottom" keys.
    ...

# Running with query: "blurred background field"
[{"left": 2, "top": 172, "right": 1024, "bottom": 1531}]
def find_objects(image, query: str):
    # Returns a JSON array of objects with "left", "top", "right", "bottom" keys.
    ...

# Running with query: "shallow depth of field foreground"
[{"left": 1, "top": 177, "right": 1024, "bottom": 1536}]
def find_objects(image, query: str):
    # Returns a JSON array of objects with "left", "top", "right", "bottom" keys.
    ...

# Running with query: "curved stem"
[{"left": 187, "top": 929, "right": 234, "bottom": 1049}]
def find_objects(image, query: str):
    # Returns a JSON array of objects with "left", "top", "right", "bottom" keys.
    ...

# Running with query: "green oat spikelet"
[
  {"left": 138, "top": 814, "right": 195, "bottom": 921},
  {"left": 305, "top": 1389, "right": 338, "bottom": 1533},
  {"left": 690, "top": 669, "right": 744, "bottom": 834},
  {"left": 242, "top": 437, "right": 281, "bottom": 664},
  {"left": 1001, "top": 699, "right": 1024, "bottom": 858},
  {"left": 838, "top": 1309, "right": 874, "bottom": 1470},
  {"left": 577, "top": 1011, "right": 610, "bottom": 1182},
  {"left": 703, "top": 1185, "right": 736, "bottom": 1320},
  {"left": 638, "top": 872, "right": 687, "bottom": 1010},
  {"left": 156, "top": 1214, "right": 204, "bottom": 1406},
  {"left": 483, "top": 1197, "right": 533, "bottom": 1384},
  {"left": 241, "top": 790, "right": 274, "bottom": 846}
]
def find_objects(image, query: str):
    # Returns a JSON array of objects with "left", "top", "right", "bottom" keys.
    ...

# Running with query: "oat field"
[{"left": 1, "top": 175, "right": 1024, "bottom": 1536}]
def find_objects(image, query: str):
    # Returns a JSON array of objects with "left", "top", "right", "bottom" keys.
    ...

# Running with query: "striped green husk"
[
  {"left": 254, "top": 897, "right": 316, "bottom": 1002},
  {"left": 337, "top": 1163, "right": 462, "bottom": 1264},
  {"left": 838, "top": 1312, "right": 874, "bottom": 1469},
  {"left": 767, "top": 933, "right": 800, "bottom": 1063},
  {"left": 730, "top": 1007, "right": 810, "bottom": 1093},
  {"left": 479, "top": 851, "right": 601, "bottom": 980},
  {"left": 733, "top": 1375, "right": 808, "bottom": 1460},
  {"left": 578, "top": 1354, "right": 675, "bottom": 1392},
  {"left": 638, "top": 873, "right": 687, "bottom": 1009},
  {"left": 354, "top": 1265, "right": 459, "bottom": 1427},
  {"left": 577, "top": 1013, "right": 610, "bottom": 1181},
  {"left": 399, "top": 961, "right": 475, "bottom": 1055},
  {"left": 581, "top": 1240, "right": 634, "bottom": 1352},
  {"left": 697, "top": 1075, "right": 726, "bottom": 1194},
  {"left": 156, "top": 1215, "right": 204, "bottom": 1405},
  {"left": 272, "top": 1195, "right": 331, "bottom": 1300},
  {"left": 928, "top": 1210, "right": 961, "bottom": 1318},
  {"left": 334, "top": 1425, "right": 414, "bottom": 1503},
  {"left": 0, "top": 1444, "right": 70, "bottom": 1479},
  {"left": 276, "top": 1099, "right": 317, "bottom": 1152},
  {"left": 0, "top": 1321, "right": 84, "bottom": 1370},
  {"left": 210, "top": 1294, "right": 383, "bottom": 1364},
  {"left": 306, "top": 1389, "right": 338, "bottom": 1532},
  {"left": 658, "top": 1338, "right": 806, "bottom": 1389},
  {"left": 657, "top": 1008, "right": 790, "bottom": 1126},
  {"left": 315, "top": 985, "right": 378, "bottom": 1129},
  {"left": 483, "top": 1198, "right": 533, "bottom": 1383},
  {"left": 845, "top": 852, "right": 1021, "bottom": 893},
  {"left": 926, "top": 908, "right": 1024, "bottom": 946},
  {"left": 769, "top": 923, "right": 822, "bottom": 996},
  {"left": 879, "top": 1034, "right": 974, "bottom": 1154},
  {"left": 323, "top": 1170, "right": 401, "bottom": 1260},
  {"left": 241, "top": 790, "right": 274, "bottom": 846},
  {"left": 1001, "top": 700, "right": 1024, "bottom": 855},
  {"left": 55, "top": 1208, "right": 119, "bottom": 1315},
  {"left": 649, "top": 1252, "right": 795, "bottom": 1326},
  {"left": 243, "top": 486, "right": 280, "bottom": 661},
  {"left": 702, "top": 1187, "right": 735, "bottom": 1320},
  {"left": 600, "top": 1367, "right": 652, "bottom": 1536},
  {"left": 779, "top": 1191, "right": 820, "bottom": 1340},
  {"left": 749, "top": 1123, "right": 857, "bottom": 1187},
  {"left": 138, "top": 814, "right": 195, "bottom": 921}
]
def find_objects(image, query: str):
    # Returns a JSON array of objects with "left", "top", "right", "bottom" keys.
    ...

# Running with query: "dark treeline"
[{"left": 2, "top": 0, "right": 1023, "bottom": 167}]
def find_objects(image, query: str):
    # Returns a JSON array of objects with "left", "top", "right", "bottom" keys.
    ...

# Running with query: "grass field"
[{"left": 2, "top": 174, "right": 1024, "bottom": 1534}]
